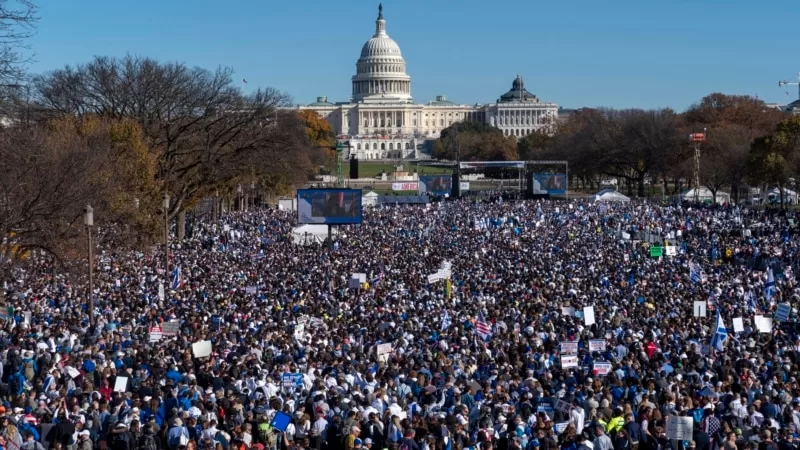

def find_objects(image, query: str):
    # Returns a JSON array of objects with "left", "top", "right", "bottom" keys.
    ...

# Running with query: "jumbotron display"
[{"left": 296, "top": 189, "right": 363, "bottom": 225}]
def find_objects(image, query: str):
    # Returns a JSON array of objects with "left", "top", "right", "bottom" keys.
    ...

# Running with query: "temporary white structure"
[
  {"left": 362, "top": 191, "right": 379, "bottom": 207},
  {"left": 767, "top": 188, "right": 798, "bottom": 204},
  {"left": 681, "top": 187, "right": 731, "bottom": 204},
  {"left": 291, "top": 224, "right": 338, "bottom": 245},
  {"left": 594, "top": 188, "right": 630, "bottom": 202}
]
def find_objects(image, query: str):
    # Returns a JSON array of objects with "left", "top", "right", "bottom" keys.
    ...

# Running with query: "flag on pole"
[
  {"left": 475, "top": 312, "right": 492, "bottom": 339},
  {"left": 765, "top": 268, "right": 775, "bottom": 301},
  {"left": 242, "top": 78, "right": 248, "bottom": 84},
  {"left": 710, "top": 309, "right": 728, "bottom": 352},
  {"left": 170, "top": 266, "right": 183, "bottom": 290},
  {"left": 445, "top": 279, "right": 452, "bottom": 299},
  {"left": 441, "top": 309, "right": 451, "bottom": 331}
]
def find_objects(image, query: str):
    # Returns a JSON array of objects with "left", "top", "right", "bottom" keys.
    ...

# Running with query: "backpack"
[
  {"left": 23, "top": 361, "right": 35, "bottom": 381},
  {"left": 139, "top": 434, "right": 158, "bottom": 450},
  {"left": 112, "top": 431, "right": 131, "bottom": 450}
]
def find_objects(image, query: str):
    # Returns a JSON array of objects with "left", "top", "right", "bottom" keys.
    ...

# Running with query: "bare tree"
[
  {"left": 0, "top": 0, "right": 36, "bottom": 82},
  {"left": 33, "top": 55, "right": 314, "bottom": 224}
]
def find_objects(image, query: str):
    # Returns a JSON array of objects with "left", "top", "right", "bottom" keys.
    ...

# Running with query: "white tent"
[
  {"left": 594, "top": 188, "right": 630, "bottom": 202},
  {"left": 768, "top": 188, "right": 798, "bottom": 204},
  {"left": 291, "top": 224, "right": 338, "bottom": 245},
  {"left": 362, "top": 191, "right": 379, "bottom": 207},
  {"left": 681, "top": 187, "right": 731, "bottom": 204}
]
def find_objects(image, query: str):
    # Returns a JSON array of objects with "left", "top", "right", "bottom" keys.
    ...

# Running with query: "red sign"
[{"left": 689, "top": 133, "right": 706, "bottom": 142}]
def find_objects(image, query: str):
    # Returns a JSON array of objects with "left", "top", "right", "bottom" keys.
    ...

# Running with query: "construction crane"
[{"left": 778, "top": 72, "right": 800, "bottom": 101}]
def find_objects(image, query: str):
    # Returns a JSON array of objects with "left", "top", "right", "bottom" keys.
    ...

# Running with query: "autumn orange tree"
[
  {"left": 0, "top": 115, "right": 161, "bottom": 273},
  {"left": 297, "top": 109, "right": 337, "bottom": 172}
]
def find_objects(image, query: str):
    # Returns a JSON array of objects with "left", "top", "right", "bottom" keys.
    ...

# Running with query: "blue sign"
[
  {"left": 270, "top": 411, "right": 292, "bottom": 433},
  {"left": 775, "top": 303, "right": 791, "bottom": 322},
  {"left": 281, "top": 373, "right": 304, "bottom": 388}
]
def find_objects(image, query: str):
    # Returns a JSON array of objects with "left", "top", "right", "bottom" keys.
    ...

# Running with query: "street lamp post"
[
  {"left": 163, "top": 193, "right": 170, "bottom": 276},
  {"left": 84, "top": 205, "right": 95, "bottom": 326}
]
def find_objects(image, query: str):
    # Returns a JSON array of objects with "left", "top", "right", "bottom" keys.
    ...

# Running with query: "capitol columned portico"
[{"left": 292, "top": 4, "right": 560, "bottom": 161}]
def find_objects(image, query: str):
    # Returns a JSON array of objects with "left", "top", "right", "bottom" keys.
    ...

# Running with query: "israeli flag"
[
  {"left": 441, "top": 309, "right": 451, "bottom": 331},
  {"left": 170, "top": 266, "right": 182, "bottom": 290},
  {"left": 689, "top": 262, "right": 704, "bottom": 284},
  {"left": 765, "top": 267, "right": 775, "bottom": 301},
  {"left": 710, "top": 309, "right": 727, "bottom": 352}
]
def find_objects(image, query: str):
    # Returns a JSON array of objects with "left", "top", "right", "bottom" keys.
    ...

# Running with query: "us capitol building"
[{"left": 292, "top": 4, "right": 559, "bottom": 160}]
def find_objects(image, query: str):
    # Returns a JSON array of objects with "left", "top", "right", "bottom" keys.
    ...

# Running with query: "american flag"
[
  {"left": 242, "top": 78, "right": 248, "bottom": 84},
  {"left": 475, "top": 312, "right": 492, "bottom": 339}
]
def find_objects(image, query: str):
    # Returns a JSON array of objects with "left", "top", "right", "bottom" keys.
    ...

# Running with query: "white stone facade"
[{"left": 290, "top": 5, "right": 559, "bottom": 160}]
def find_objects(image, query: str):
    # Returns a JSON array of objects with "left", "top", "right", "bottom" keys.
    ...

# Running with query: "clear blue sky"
[{"left": 27, "top": 0, "right": 800, "bottom": 110}]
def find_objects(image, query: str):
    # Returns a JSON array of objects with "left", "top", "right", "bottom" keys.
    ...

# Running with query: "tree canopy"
[{"left": 433, "top": 121, "right": 518, "bottom": 161}]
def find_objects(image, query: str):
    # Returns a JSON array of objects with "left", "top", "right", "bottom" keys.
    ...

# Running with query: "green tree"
[
  {"left": 433, "top": 121, "right": 518, "bottom": 161},
  {"left": 748, "top": 116, "right": 800, "bottom": 207},
  {"left": 517, "top": 130, "right": 550, "bottom": 160}
]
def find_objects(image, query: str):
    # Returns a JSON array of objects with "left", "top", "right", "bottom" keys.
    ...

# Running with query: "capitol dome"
[{"left": 351, "top": 4, "right": 412, "bottom": 103}]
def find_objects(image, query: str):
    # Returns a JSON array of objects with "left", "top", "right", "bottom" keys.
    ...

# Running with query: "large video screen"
[
  {"left": 297, "top": 189, "right": 362, "bottom": 225},
  {"left": 418, "top": 175, "right": 452, "bottom": 196},
  {"left": 533, "top": 173, "right": 567, "bottom": 195}
]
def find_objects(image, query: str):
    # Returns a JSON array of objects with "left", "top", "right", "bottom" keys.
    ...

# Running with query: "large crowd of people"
[{"left": 0, "top": 197, "right": 798, "bottom": 450}]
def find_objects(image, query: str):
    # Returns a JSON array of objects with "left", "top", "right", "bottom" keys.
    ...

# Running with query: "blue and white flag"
[
  {"left": 689, "top": 262, "right": 705, "bottom": 284},
  {"left": 170, "top": 266, "right": 183, "bottom": 290},
  {"left": 441, "top": 309, "right": 451, "bottom": 331},
  {"left": 765, "top": 268, "right": 775, "bottom": 301},
  {"left": 710, "top": 309, "right": 728, "bottom": 352}
]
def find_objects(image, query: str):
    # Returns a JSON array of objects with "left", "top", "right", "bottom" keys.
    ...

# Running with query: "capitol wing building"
[{"left": 293, "top": 5, "right": 559, "bottom": 160}]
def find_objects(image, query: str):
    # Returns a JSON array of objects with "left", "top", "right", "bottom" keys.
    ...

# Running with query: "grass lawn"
[{"left": 357, "top": 161, "right": 451, "bottom": 178}]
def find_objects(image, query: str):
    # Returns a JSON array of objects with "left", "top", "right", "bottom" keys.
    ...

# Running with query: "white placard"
[
  {"left": 64, "top": 366, "right": 81, "bottom": 379},
  {"left": 755, "top": 315, "right": 773, "bottom": 333},
  {"left": 693, "top": 301, "right": 707, "bottom": 317},
  {"left": 149, "top": 326, "right": 163, "bottom": 342},
  {"left": 294, "top": 323, "right": 305, "bottom": 341},
  {"left": 621, "top": 232, "right": 631, "bottom": 240},
  {"left": 583, "top": 306, "right": 596, "bottom": 326},
  {"left": 353, "top": 273, "right": 367, "bottom": 283},
  {"left": 158, "top": 284, "right": 165, "bottom": 302},
  {"left": 114, "top": 376, "right": 128, "bottom": 393},
  {"left": 665, "top": 246, "right": 677, "bottom": 256},
  {"left": 592, "top": 362, "right": 613, "bottom": 376},
  {"left": 555, "top": 399, "right": 572, "bottom": 413},
  {"left": 376, "top": 343, "right": 393, "bottom": 357},
  {"left": 561, "top": 307, "right": 575, "bottom": 316},
  {"left": 192, "top": 340, "right": 213, "bottom": 358},
  {"left": 732, "top": 317, "right": 744, "bottom": 333},
  {"left": 376, "top": 343, "right": 393, "bottom": 362},
  {"left": 560, "top": 355, "right": 579, "bottom": 368},
  {"left": 560, "top": 341, "right": 579, "bottom": 355},
  {"left": 427, "top": 273, "right": 443, "bottom": 284},
  {"left": 665, "top": 416, "right": 694, "bottom": 440},
  {"left": 588, "top": 339, "right": 606, "bottom": 352}
]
